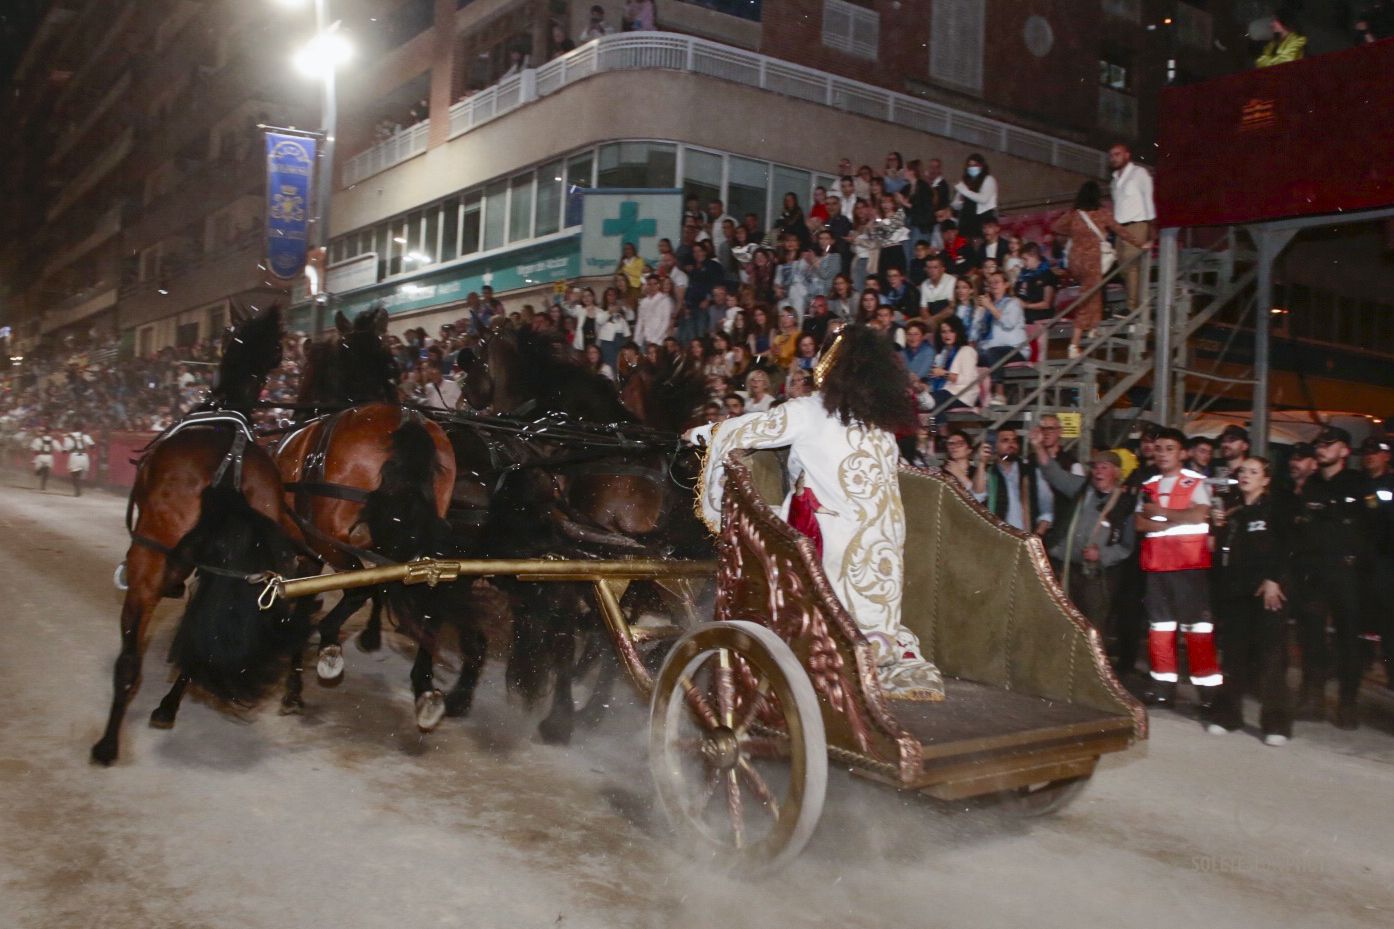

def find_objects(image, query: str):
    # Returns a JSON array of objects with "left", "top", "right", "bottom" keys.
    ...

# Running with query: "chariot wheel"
[{"left": 649, "top": 620, "right": 827, "bottom": 874}]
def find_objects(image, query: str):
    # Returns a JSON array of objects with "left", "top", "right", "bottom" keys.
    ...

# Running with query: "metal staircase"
[{"left": 933, "top": 228, "right": 1258, "bottom": 451}]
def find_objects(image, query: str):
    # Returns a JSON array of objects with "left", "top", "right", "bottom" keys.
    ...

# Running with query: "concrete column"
[
  {"left": 1250, "top": 226, "right": 1295, "bottom": 458},
  {"left": 428, "top": 0, "right": 457, "bottom": 148}
]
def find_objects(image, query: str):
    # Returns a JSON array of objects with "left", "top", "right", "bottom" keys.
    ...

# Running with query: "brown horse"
[
  {"left": 451, "top": 323, "right": 711, "bottom": 743},
  {"left": 274, "top": 307, "right": 473, "bottom": 729},
  {"left": 92, "top": 306, "right": 306, "bottom": 766}
]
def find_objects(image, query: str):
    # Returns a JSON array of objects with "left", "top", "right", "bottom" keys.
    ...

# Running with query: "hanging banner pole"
[{"left": 264, "top": 131, "right": 317, "bottom": 281}]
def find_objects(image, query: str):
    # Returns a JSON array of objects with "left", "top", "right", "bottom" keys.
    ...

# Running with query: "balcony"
[
  {"left": 40, "top": 285, "right": 118, "bottom": 336},
  {"left": 123, "top": 155, "right": 262, "bottom": 253},
  {"left": 49, "top": 71, "right": 132, "bottom": 166},
  {"left": 42, "top": 206, "right": 123, "bottom": 279},
  {"left": 342, "top": 31, "right": 1106, "bottom": 187},
  {"left": 46, "top": 127, "right": 134, "bottom": 222}
]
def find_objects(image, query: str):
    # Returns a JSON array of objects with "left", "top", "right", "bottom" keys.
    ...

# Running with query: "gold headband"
[{"left": 813, "top": 329, "right": 847, "bottom": 388}]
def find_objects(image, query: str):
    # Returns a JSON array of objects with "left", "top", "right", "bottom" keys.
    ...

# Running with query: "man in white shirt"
[
  {"left": 634, "top": 274, "right": 673, "bottom": 348},
  {"left": 419, "top": 360, "right": 461, "bottom": 411},
  {"left": 1109, "top": 143, "right": 1155, "bottom": 311},
  {"left": 706, "top": 199, "right": 736, "bottom": 251},
  {"left": 918, "top": 255, "right": 957, "bottom": 322},
  {"left": 838, "top": 176, "right": 857, "bottom": 221}
]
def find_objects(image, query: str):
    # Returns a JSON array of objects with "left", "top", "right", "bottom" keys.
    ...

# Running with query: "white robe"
[{"left": 692, "top": 395, "right": 943, "bottom": 700}]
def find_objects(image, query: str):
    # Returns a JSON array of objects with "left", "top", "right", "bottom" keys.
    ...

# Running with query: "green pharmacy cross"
[{"left": 601, "top": 200, "right": 657, "bottom": 244}]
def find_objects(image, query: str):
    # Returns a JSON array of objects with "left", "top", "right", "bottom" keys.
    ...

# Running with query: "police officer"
[
  {"left": 1292, "top": 426, "right": 1374, "bottom": 729},
  {"left": 1358, "top": 435, "right": 1394, "bottom": 688}
]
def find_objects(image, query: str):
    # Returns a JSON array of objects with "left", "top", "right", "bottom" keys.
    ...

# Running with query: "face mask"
[{"left": 967, "top": 166, "right": 983, "bottom": 178}]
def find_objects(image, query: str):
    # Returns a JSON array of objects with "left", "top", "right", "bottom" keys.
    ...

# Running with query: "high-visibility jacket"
[{"left": 1139, "top": 470, "right": 1211, "bottom": 572}]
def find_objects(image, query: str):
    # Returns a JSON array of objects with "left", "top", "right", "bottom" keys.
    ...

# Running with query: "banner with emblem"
[{"left": 264, "top": 132, "right": 317, "bottom": 281}]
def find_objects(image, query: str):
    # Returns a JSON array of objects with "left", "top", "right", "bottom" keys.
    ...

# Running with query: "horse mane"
[
  {"left": 208, "top": 304, "right": 283, "bottom": 415},
  {"left": 506, "top": 325, "right": 632, "bottom": 423},
  {"left": 297, "top": 305, "right": 399, "bottom": 409}
]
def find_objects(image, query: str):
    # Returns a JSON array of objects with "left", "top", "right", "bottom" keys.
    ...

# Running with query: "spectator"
[
  {"left": 583, "top": 343, "right": 615, "bottom": 381},
  {"left": 917, "top": 254, "right": 957, "bottom": 323},
  {"left": 898, "top": 160, "right": 937, "bottom": 263},
  {"left": 622, "top": 0, "right": 656, "bottom": 31},
  {"left": 418, "top": 358, "right": 461, "bottom": 410},
  {"left": 1108, "top": 143, "right": 1156, "bottom": 311},
  {"left": 976, "top": 271, "right": 1028, "bottom": 406},
  {"left": 940, "top": 428, "right": 990, "bottom": 501},
  {"left": 952, "top": 153, "right": 998, "bottom": 241},
  {"left": 548, "top": 21, "right": 575, "bottom": 58},
  {"left": 901, "top": 319, "right": 936, "bottom": 383},
  {"left": 1032, "top": 440, "right": 1137, "bottom": 658},
  {"left": 826, "top": 274, "right": 857, "bottom": 322},
  {"left": 879, "top": 266, "right": 917, "bottom": 319},
  {"left": 986, "top": 427, "right": 1053, "bottom": 535},
  {"left": 616, "top": 241, "right": 648, "bottom": 304},
  {"left": 1359, "top": 435, "right": 1394, "bottom": 689},
  {"left": 1209, "top": 456, "right": 1295, "bottom": 743},
  {"left": 580, "top": 5, "right": 614, "bottom": 41},
  {"left": 802, "top": 296, "right": 834, "bottom": 345},
  {"left": 633, "top": 274, "right": 673, "bottom": 349},
  {"left": 1133, "top": 427, "right": 1222, "bottom": 715},
  {"left": 775, "top": 192, "right": 811, "bottom": 249},
  {"left": 742, "top": 369, "right": 775, "bottom": 413},
  {"left": 927, "top": 316, "right": 978, "bottom": 410},
  {"left": 770, "top": 307, "right": 801, "bottom": 370},
  {"left": 1256, "top": 5, "right": 1307, "bottom": 67},
  {"left": 953, "top": 276, "right": 988, "bottom": 346},
  {"left": 1052, "top": 181, "right": 1146, "bottom": 358},
  {"left": 1187, "top": 435, "right": 1216, "bottom": 476}
]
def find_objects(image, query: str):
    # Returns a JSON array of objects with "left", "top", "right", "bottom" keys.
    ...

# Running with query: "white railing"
[{"left": 343, "top": 31, "right": 1106, "bottom": 187}]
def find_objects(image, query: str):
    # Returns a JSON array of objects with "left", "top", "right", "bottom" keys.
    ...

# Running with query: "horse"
[
  {"left": 450, "top": 322, "right": 711, "bottom": 744},
  {"left": 92, "top": 305, "right": 307, "bottom": 766},
  {"left": 273, "top": 306, "right": 478, "bottom": 730}
]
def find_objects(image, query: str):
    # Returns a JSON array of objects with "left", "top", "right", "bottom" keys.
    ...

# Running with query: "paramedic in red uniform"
[{"left": 1134, "top": 427, "right": 1224, "bottom": 718}]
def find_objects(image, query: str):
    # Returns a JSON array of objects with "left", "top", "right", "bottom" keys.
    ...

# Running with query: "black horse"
[{"left": 448, "top": 323, "right": 712, "bottom": 744}]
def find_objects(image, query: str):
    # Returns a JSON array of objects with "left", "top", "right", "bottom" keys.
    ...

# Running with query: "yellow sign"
[{"left": 1057, "top": 412, "right": 1082, "bottom": 439}]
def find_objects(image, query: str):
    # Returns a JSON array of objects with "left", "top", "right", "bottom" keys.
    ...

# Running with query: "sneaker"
[
  {"left": 1205, "top": 723, "right": 1230, "bottom": 736},
  {"left": 1067, "top": 344, "right": 1082, "bottom": 359},
  {"left": 1262, "top": 733, "right": 1289, "bottom": 747}
]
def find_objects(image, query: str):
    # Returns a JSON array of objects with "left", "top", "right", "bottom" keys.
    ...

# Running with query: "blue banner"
[{"left": 264, "top": 132, "right": 316, "bottom": 280}]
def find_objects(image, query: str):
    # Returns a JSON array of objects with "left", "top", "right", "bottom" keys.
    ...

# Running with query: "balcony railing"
[{"left": 343, "top": 31, "right": 1106, "bottom": 187}]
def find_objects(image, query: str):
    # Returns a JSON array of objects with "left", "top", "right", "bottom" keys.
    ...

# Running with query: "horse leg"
[
  {"left": 92, "top": 548, "right": 176, "bottom": 765},
  {"left": 444, "top": 620, "right": 488, "bottom": 718},
  {"left": 537, "top": 588, "right": 579, "bottom": 746},
  {"left": 315, "top": 587, "right": 371, "bottom": 683},
  {"left": 280, "top": 644, "right": 307, "bottom": 715},
  {"left": 148, "top": 675, "right": 190, "bottom": 729},
  {"left": 355, "top": 589, "right": 383, "bottom": 653},
  {"left": 411, "top": 630, "right": 446, "bottom": 731}
]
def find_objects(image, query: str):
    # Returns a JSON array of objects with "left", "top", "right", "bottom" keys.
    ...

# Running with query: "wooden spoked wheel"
[
  {"left": 993, "top": 775, "right": 1091, "bottom": 817},
  {"left": 649, "top": 620, "right": 827, "bottom": 873}
]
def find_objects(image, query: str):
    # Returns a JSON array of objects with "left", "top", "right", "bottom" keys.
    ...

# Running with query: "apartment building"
[{"left": 0, "top": 0, "right": 1243, "bottom": 352}]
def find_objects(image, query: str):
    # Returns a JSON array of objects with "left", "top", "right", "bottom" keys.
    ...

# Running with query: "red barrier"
[{"left": 5, "top": 432, "right": 156, "bottom": 490}]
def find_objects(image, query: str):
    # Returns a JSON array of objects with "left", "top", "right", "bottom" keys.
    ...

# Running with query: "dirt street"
[{"left": 0, "top": 480, "right": 1391, "bottom": 929}]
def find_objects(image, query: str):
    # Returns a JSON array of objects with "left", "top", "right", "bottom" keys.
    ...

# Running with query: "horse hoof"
[
  {"left": 112, "top": 562, "right": 128, "bottom": 591},
  {"left": 415, "top": 691, "right": 446, "bottom": 731},
  {"left": 443, "top": 691, "right": 474, "bottom": 718},
  {"left": 355, "top": 626, "right": 382, "bottom": 653},
  {"left": 537, "top": 717, "right": 573, "bottom": 746},
  {"left": 316, "top": 645, "right": 345, "bottom": 683},
  {"left": 279, "top": 696, "right": 305, "bottom": 716},
  {"left": 90, "top": 740, "right": 118, "bottom": 767}
]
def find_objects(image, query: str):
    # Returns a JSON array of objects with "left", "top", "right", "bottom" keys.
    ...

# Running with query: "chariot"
[{"left": 258, "top": 448, "right": 1145, "bottom": 871}]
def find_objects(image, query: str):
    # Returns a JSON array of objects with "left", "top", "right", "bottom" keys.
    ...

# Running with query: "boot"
[
  {"left": 1141, "top": 681, "right": 1176, "bottom": 708},
  {"left": 1198, "top": 685, "right": 1240, "bottom": 732},
  {"left": 1331, "top": 700, "right": 1359, "bottom": 731}
]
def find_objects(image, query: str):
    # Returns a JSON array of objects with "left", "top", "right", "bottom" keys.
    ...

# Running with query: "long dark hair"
[
  {"left": 819, "top": 325, "right": 916, "bottom": 433},
  {"left": 962, "top": 153, "right": 990, "bottom": 192},
  {"left": 935, "top": 314, "right": 968, "bottom": 352},
  {"left": 1074, "top": 180, "right": 1103, "bottom": 211}
]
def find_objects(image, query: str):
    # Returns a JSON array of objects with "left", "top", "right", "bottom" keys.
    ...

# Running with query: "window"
[
  {"left": 482, "top": 181, "right": 507, "bottom": 250},
  {"left": 930, "top": 0, "right": 985, "bottom": 95},
  {"left": 461, "top": 193, "right": 482, "bottom": 256},
  {"left": 424, "top": 208, "right": 440, "bottom": 263},
  {"left": 535, "top": 160, "right": 563, "bottom": 237},
  {"left": 597, "top": 142, "right": 677, "bottom": 188},
  {"left": 822, "top": 0, "right": 879, "bottom": 60},
  {"left": 1099, "top": 52, "right": 1130, "bottom": 91},
  {"left": 726, "top": 157, "right": 768, "bottom": 231},
  {"left": 441, "top": 197, "right": 460, "bottom": 261},
  {"left": 508, "top": 173, "right": 534, "bottom": 243},
  {"left": 683, "top": 148, "right": 724, "bottom": 210},
  {"left": 670, "top": 0, "right": 763, "bottom": 22},
  {"left": 771, "top": 166, "right": 812, "bottom": 218},
  {"left": 564, "top": 152, "right": 593, "bottom": 228}
]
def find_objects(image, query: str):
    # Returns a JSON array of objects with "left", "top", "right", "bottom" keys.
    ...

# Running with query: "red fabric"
[
  {"left": 1148, "top": 628, "right": 1178, "bottom": 680},
  {"left": 788, "top": 486, "right": 824, "bottom": 559},
  {"left": 1157, "top": 40, "right": 1394, "bottom": 227},
  {"left": 1139, "top": 474, "right": 1213, "bottom": 572},
  {"left": 1183, "top": 627, "right": 1222, "bottom": 682}
]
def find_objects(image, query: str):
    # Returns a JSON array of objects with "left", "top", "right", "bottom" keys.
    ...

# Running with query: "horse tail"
[
  {"left": 170, "top": 486, "right": 300, "bottom": 704},
  {"left": 360, "top": 416, "right": 444, "bottom": 563}
]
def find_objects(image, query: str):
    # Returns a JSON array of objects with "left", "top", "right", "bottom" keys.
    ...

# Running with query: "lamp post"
[{"left": 276, "top": 0, "right": 351, "bottom": 333}]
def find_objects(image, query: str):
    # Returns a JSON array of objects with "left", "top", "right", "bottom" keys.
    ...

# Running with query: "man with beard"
[
  {"left": 1292, "top": 427, "right": 1374, "bottom": 728},
  {"left": 1287, "top": 441, "right": 1317, "bottom": 494}
]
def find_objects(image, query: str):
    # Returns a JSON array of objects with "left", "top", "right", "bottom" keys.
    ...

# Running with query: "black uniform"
[
  {"left": 1293, "top": 466, "right": 1375, "bottom": 719},
  {"left": 1212, "top": 491, "right": 1296, "bottom": 737},
  {"left": 1363, "top": 471, "right": 1394, "bottom": 683}
]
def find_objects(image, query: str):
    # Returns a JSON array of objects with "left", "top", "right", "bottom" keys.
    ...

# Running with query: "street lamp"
[{"left": 272, "top": 0, "right": 350, "bottom": 332}]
